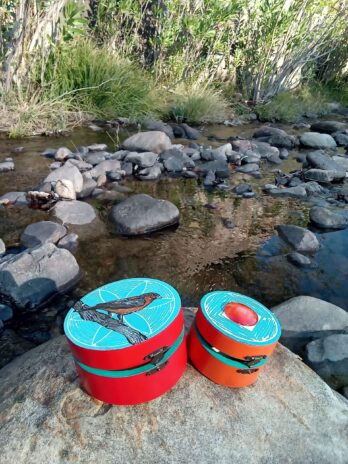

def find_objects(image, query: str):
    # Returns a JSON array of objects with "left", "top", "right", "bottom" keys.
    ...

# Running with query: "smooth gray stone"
[
  {"left": 287, "top": 252, "right": 313, "bottom": 268},
  {"left": 310, "top": 120, "right": 347, "bottom": 134},
  {"left": 138, "top": 165, "right": 162, "bottom": 180},
  {"left": 125, "top": 151, "right": 158, "bottom": 168},
  {"left": 89, "top": 160, "right": 122, "bottom": 178},
  {"left": 44, "top": 165, "right": 83, "bottom": 193},
  {"left": 310, "top": 206, "right": 348, "bottom": 229},
  {"left": 0, "top": 161, "right": 15, "bottom": 172},
  {"left": 53, "top": 201, "right": 97, "bottom": 225},
  {"left": 77, "top": 176, "right": 97, "bottom": 199},
  {"left": 57, "top": 233, "right": 79, "bottom": 253},
  {"left": 87, "top": 143, "right": 108, "bottom": 151},
  {"left": 21, "top": 221, "right": 67, "bottom": 248},
  {"left": 143, "top": 120, "right": 174, "bottom": 139},
  {"left": 0, "top": 239, "right": 5, "bottom": 256},
  {"left": 0, "top": 243, "right": 79, "bottom": 310},
  {"left": 300, "top": 132, "right": 337, "bottom": 149},
  {"left": 122, "top": 131, "right": 172, "bottom": 154},
  {"left": 110, "top": 194, "right": 179, "bottom": 235},
  {"left": 269, "top": 186, "right": 307, "bottom": 199}
]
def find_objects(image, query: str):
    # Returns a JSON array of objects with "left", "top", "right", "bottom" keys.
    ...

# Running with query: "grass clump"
[
  {"left": 256, "top": 86, "right": 331, "bottom": 123},
  {"left": 44, "top": 40, "right": 164, "bottom": 121},
  {"left": 165, "top": 84, "right": 230, "bottom": 124}
]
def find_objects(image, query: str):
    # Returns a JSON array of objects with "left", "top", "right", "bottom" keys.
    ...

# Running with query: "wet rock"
[
  {"left": 222, "top": 218, "right": 235, "bottom": 229},
  {"left": 143, "top": 120, "right": 174, "bottom": 139},
  {"left": 125, "top": 151, "right": 158, "bottom": 168},
  {"left": 110, "top": 194, "right": 179, "bottom": 235},
  {"left": 1, "top": 332, "right": 348, "bottom": 464},
  {"left": 161, "top": 148, "right": 194, "bottom": 169},
  {"left": 0, "top": 329, "right": 35, "bottom": 368},
  {"left": 287, "top": 252, "right": 313, "bottom": 268},
  {"left": 0, "top": 160, "right": 15, "bottom": 172},
  {"left": 305, "top": 169, "right": 338, "bottom": 183},
  {"left": 96, "top": 174, "right": 107, "bottom": 187},
  {"left": 182, "top": 171, "right": 198, "bottom": 179},
  {"left": 332, "top": 156, "right": 348, "bottom": 171},
  {"left": 203, "top": 170, "right": 216, "bottom": 187},
  {"left": 0, "top": 243, "right": 80, "bottom": 310},
  {"left": 0, "top": 192, "right": 27, "bottom": 206},
  {"left": 57, "top": 233, "right": 79, "bottom": 253},
  {"left": 277, "top": 224, "right": 319, "bottom": 253},
  {"left": 173, "top": 125, "right": 186, "bottom": 138},
  {"left": 53, "top": 201, "right": 97, "bottom": 225},
  {"left": 0, "top": 239, "right": 5, "bottom": 256},
  {"left": 138, "top": 165, "right": 162, "bottom": 180},
  {"left": 109, "top": 150, "right": 128, "bottom": 161},
  {"left": 122, "top": 131, "right": 172, "bottom": 154},
  {"left": 0, "top": 304, "right": 13, "bottom": 322},
  {"left": 267, "top": 153, "right": 282, "bottom": 164},
  {"left": 84, "top": 151, "right": 106, "bottom": 166},
  {"left": 254, "top": 126, "right": 297, "bottom": 149},
  {"left": 65, "top": 159, "right": 93, "bottom": 172},
  {"left": 332, "top": 132, "right": 348, "bottom": 147},
  {"left": 310, "top": 121, "right": 347, "bottom": 134},
  {"left": 279, "top": 148, "right": 289, "bottom": 160},
  {"left": 121, "top": 161, "right": 133, "bottom": 176},
  {"left": 304, "top": 334, "right": 348, "bottom": 389},
  {"left": 180, "top": 123, "right": 200, "bottom": 140},
  {"left": 21, "top": 221, "right": 67, "bottom": 248},
  {"left": 89, "top": 160, "right": 121, "bottom": 178},
  {"left": 54, "top": 179, "right": 76, "bottom": 200},
  {"left": 303, "top": 181, "right": 326, "bottom": 195},
  {"left": 87, "top": 143, "right": 108, "bottom": 151},
  {"left": 54, "top": 147, "right": 72, "bottom": 161},
  {"left": 310, "top": 206, "right": 348, "bottom": 229},
  {"left": 233, "top": 183, "right": 252, "bottom": 195},
  {"left": 45, "top": 165, "right": 83, "bottom": 193},
  {"left": 306, "top": 151, "right": 346, "bottom": 180},
  {"left": 77, "top": 176, "right": 97, "bottom": 199},
  {"left": 269, "top": 186, "right": 307, "bottom": 199},
  {"left": 272, "top": 296, "right": 348, "bottom": 354},
  {"left": 41, "top": 148, "right": 56, "bottom": 158},
  {"left": 107, "top": 171, "right": 122, "bottom": 181},
  {"left": 300, "top": 132, "right": 337, "bottom": 149},
  {"left": 196, "top": 160, "right": 229, "bottom": 178},
  {"left": 288, "top": 177, "right": 302, "bottom": 188}
]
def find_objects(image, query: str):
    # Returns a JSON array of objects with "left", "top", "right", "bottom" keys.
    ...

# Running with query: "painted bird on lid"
[{"left": 73, "top": 292, "right": 161, "bottom": 322}]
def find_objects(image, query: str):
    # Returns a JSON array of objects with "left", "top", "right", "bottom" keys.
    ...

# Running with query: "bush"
[
  {"left": 256, "top": 86, "right": 331, "bottom": 123},
  {"left": 165, "top": 84, "right": 230, "bottom": 124},
  {"left": 44, "top": 40, "right": 163, "bottom": 121}
]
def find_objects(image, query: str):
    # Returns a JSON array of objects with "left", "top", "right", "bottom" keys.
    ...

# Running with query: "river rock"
[
  {"left": 0, "top": 243, "right": 80, "bottom": 310},
  {"left": 41, "top": 148, "right": 56, "bottom": 157},
  {"left": 77, "top": 176, "right": 97, "bottom": 199},
  {"left": 109, "top": 150, "right": 128, "bottom": 161},
  {"left": 143, "top": 120, "right": 174, "bottom": 139},
  {"left": 304, "top": 334, "right": 348, "bottom": 389},
  {"left": 57, "top": 233, "right": 79, "bottom": 253},
  {"left": 0, "top": 160, "right": 15, "bottom": 172},
  {"left": 269, "top": 186, "right": 307, "bottom": 199},
  {"left": 110, "top": 194, "right": 179, "bottom": 235},
  {"left": 196, "top": 160, "right": 229, "bottom": 178},
  {"left": 287, "top": 252, "right": 313, "bottom": 268},
  {"left": 180, "top": 123, "right": 200, "bottom": 140},
  {"left": 54, "top": 147, "right": 72, "bottom": 161},
  {"left": 0, "top": 239, "right": 5, "bottom": 256},
  {"left": 84, "top": 152, "right": 106, "bottom": 166},
  {"left": 310, "top": 120, "right": 347, "bottom": 134},
  {"left": 137, "top": 165, "right": 162, "bottom": 180},
  {"left": 272, "top": 296, "right": 348, "bottom": 354},
  {"left": 0, "top": 304, "right": 13, "bottom": 322},
  {"left": 276, "top": 224, "right": 320, "bottom": 253},
  {"left": 125, "top": 151, "right": 158, "bottom": 168},
  {"left": 44, "top": 165, "right": 83, "bottom": 193},
  {"left": 53, "top": 201, "right": 97, "bottom": 225},
  {"left": 332, "top": 156, "right": 348, "bottom": 170},
  {"left": 0, "top": 191, "right": 27, "bottom": 206},
  {"left": 21, "top": 221, "right": 67, "bottom": 248},
  {"left": 306, "top": 151, "right": 346, "bottom": 180},
  {"left": 253, "top": 126, "right": 297, "bottom": 149},
  {"left": 122, "top": 131, "right": 171, "bottom": 154},
  {"left": 310, "top": 206, "right": 348, "bottom": 229},
  {"left": 50, "top": 162, "right": 62, "bottom": 170},
  {"left": 305, "top": 169, "right": 338, "bottom": 183},
  {"left": 0, "top": 331, "right": 348, "bottom": 464},
  {"left": 332, "top": 132, "right": 348, "bottom": 147},
  {"left": 300, "top": 132, "right": 337, "bottom": 149},
  {"left": 65, "top": 159, "right": 93, "bottom": 172},
  {"left": 233, "top": 183, "right": 252, "bottom": 195},
  {"left": 89, "top": 160, "right": 122, "bottom": 178},
  {"left": 203, "top": 170, "right": 216, "bottom": 187},
  {"left": 54, "top": 179, "right": 76, "bottom": 200}
]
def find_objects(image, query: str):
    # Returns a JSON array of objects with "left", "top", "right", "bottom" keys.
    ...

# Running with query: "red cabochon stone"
[{"left": 224, "top": 302, "right": 258, "bottom": 326}]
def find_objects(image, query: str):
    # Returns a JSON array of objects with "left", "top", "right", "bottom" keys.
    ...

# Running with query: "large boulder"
[
  {"left": 310, "top": 206, "right": 348, "bottom": 230},
  {"left": 21, "top": 221, "right": 67, "bottom": 248},
  {"left": 300, "top": 132, "right": 337, "bottom": 149},
  {"left": 110, "top": 194, "right": 179, "bottom": 235},
  {"left": 44, "top": 165, "right": 83, "bottom": 193},
  {"left": 122, "top": 131, "right": 172, "bottom": 154},
  {"left": 0, "top": 328, "right": 347, "bottom": 464},
  {"left": 310, "top": 120, "right": 347, "bottom": 134},
  {"left": 276, "top": 224, "right": 320, "bottom": 253},
  {"left": 272, "top": 296, "right": 348, "bottom": 354},
  {"left": 0, "top": 243, "right": 80, "bottom": 310},
  {"left": 304, "top": 334, "right": 348, "bottom": 389},
  {"left": 53, "top": 200, "right": 97, "bottom": 226}
]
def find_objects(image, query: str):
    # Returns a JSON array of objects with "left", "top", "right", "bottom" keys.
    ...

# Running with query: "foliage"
[{"left": 166, "top": 84, "right": 230, "bottom": 124}]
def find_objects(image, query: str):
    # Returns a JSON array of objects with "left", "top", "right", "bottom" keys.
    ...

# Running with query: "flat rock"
[
  {"left": 300, "top": 132, "right": 337, "bottom": 149},
  {"left": 233, "top": 183, "right": 252, "bottom": 195},
  {"left": 125, "top": 151, "right": 158, "bottom": 168},
  {"left": 89, "top": 160, "right": 121, "bottom": 178},
  {"left": 122, "top": 131, "right": 171, "bottom": 154},
  {"left": 53, "top": 201, "right": 97, "bottom": 225},
  {"left": 0, "top": 192, "right": 27, "bottom": 206},
  {"left": 0, "top": 329, "right": 347, "bottom": 464},
  {"left": 21, "top": 221, "right": 67, "bottom": 248},
  {"left": 310, "top": 206, "right": 348, "bottom": 229},
  {"left": 196, "top": 160, "right": 229, "bottom": 178},
  {"left": 44, "top": 165, "right": 83, "bottom": 193},
  {"left": 304, "top": 334, "right": 348, "bottom": 389},
  {"left": 0, "top": 243, "right": 79, "bottom": 310},
  {"left": 306, "top": 151, "right": 345, "bottom": 180},
  {"left": 253, "top": 126, "right": 297, "bottom": 149},
  {"left": 276, "top": 224, "right": 320, "bottom": 253},
  {"left": 272, "top": 296, "right": 348, "bottom": 354},
  {"left": 84, "top": 152, "right": 106, "bottom": 166},
  {"left": 332, "top": 132, "right": 348, "bottom": 147},
  {"left": 305, "top": 169, "right": 338, "bottom": 183},
  {"left": 0, "top": 329, "right": 35, "bottom": 368},
  {"left": 57, "top": 233, "right": 79, "bottom": 253},
  {"left": 110, "top": 194, "right": 179, "bottom": 235},
  {"left": 310, "top": 121, "right": 347, "bottom": 134},
  {"left": 269, "top": 186, "right": 307, "bottom": 199}
]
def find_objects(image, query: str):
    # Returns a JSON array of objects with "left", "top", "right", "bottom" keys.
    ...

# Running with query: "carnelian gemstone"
[{"left": 224, "top": 302, "right": 258, "bottom": 326}]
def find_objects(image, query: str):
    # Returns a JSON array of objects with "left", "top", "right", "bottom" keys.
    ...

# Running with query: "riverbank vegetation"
[{"left": 0, "top": 0, "right": 348, "bottom": 136}]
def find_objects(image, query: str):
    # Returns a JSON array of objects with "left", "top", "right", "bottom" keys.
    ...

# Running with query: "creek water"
[{"left": 1, "top": 122, "right": 348, "bottom": 350}]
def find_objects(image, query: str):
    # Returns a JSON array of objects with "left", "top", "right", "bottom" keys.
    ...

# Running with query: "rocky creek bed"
[{"left": 0, "top": 116, "right": 348, "bottom": 462}]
